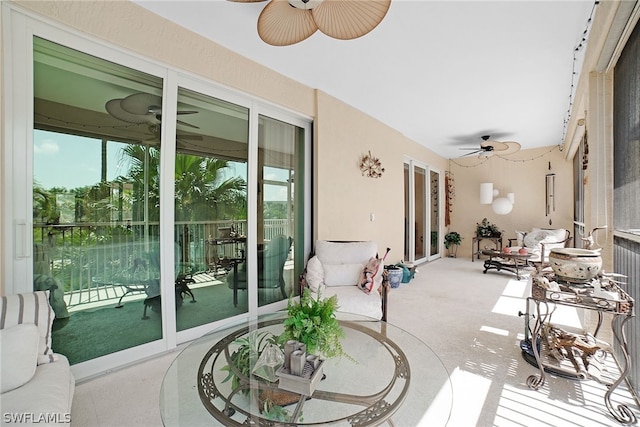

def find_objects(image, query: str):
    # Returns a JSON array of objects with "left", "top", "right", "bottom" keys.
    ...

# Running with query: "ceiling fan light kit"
[{"left": 231, "top": 0, "right": 391, "bottom": 46}]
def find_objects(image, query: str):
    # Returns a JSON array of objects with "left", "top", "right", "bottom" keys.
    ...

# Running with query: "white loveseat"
[
  {"left": 507, "top": 228, "right": 572, "bottom": 269},
  {"left": 301, "top": 241, "right": 388, "bottom": 321},
  {"left": 1, "top": 291, "right": 75, "bottom": 426}
]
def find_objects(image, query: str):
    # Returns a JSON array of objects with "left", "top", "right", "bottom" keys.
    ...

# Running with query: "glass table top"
[{"left": 160, "top": 312, "right": 452, "bottom": 426}]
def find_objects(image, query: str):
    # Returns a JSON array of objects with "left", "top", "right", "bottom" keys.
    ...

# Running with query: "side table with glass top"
[{"left": 160, "top": 312, "right": 452, "bottom": 426}]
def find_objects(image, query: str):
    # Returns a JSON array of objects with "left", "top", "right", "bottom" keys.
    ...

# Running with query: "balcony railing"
[{"left": 34, "top": 219, "right": 292, "bottom": 310}]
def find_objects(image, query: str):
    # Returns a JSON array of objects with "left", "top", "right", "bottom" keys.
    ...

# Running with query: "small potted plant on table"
[
  {"left": 444, "top": 231, "right": 462, "bottom": 258},
  {"left": 476, "top": 218, "right": 502, "bottom": 238}
]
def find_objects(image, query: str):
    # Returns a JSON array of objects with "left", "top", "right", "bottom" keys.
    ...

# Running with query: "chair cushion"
[
  {"left": 0, "top": 324, "right": 40, "bottom": 392},
  {"left": 315, "top": 241, "right": 377, "bottom": 265},
  {"left": 0, "top": 291, "right": 57, "bottom": 365},
  {"left": 324, "top": 263, "right": 364, "bottom": 287},
  {"left": 524, "top": 229, "right": 566, "bottom": 249},
  {"left": 317, "top": 286, "right": 383, "bottom": 320}
]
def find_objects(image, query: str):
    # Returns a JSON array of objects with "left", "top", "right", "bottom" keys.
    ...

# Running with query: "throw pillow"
[
  {"left": 0, "top": 323, "right": 40, "bottom": 392},
  {"left": 305, "top": 256, "right": 326, "bottom": 293},
  {"left": 0, "top": 291, "right": 58, "bottom": 365},
  {"left": 515, "top": 230, "right": 527, "bottom": 247},
  {"left": 358, "top": 257, "right": 383, "bottom": 294},
  {"left": 524, "top": 229, "right": 559, "bottom": 249}
]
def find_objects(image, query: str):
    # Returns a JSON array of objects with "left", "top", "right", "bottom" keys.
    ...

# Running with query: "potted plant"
[
  {"left": 278, "top": 289, "right": 352, "bottom": 361},
  {"left": 444, "top": 231, "right": 462, "bottom": 257},
  {"left": 476, "top": 218, "right": 502, "bottom": 238}
]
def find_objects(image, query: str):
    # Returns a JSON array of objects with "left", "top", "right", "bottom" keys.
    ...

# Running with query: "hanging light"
[
  {"left": 481, "top": 183, "right": 515, "bottom": 214},
  {"left": 492, "top": 197, "right": 514, "bottom": 215},
  {"left": 480, "top": 183, "right": 493, "bottom": 204}
]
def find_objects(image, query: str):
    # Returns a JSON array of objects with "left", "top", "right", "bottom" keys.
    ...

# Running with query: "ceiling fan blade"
[
  {"left": 177, "top": 119, "right": 200, "bottom": 129},
  {"left": 120, "top": 93, "right": 162, "bottom": 115},
  {"left": 177, "top": 134, "right": 203, "bottom": 141},
  {"left": 460, "top": 150, "right": 482, "bottom": 157},
  {"left": 105, "top": 99, "right": 154, "bottom": 124},
  {"left": 481, "top": 141, "right": 508, "bottom": 151},
  {"left": 497, "top": 141, "right": 521, "bottom": 156},
  {"left": 177, "top": 110, "right": 198, "bottom": 115},
  {"left": 312, "top": 0, "right": 391, "bottom": 40},
  {"left": 258, "top": 0, "right": 318, "bottom": 46}
]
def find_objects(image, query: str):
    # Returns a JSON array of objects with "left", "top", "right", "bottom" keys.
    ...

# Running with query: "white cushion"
[
  {"left": 0, "top": 324, "right": 40, "bottom": 393},
  {"left": 1, "top": 354, "right": 75, "bottom": 419},
  {"left": 515, "top": 230, "right": 527, "bottom": 247},
  {"left": 323, "top": 263, "right": 364, "bottom": 287},
  {"left": 305, "top": 256, "right": 326, "bottom": 293},
  {"left": 315, "top": 241, "right": 377, "bottom": 265},
  {"left": 0, "top": 291, "right": 58, "bottom": 365},
  {"left": 524, "top": 229, "right": 565, "bottom": 249},
  {"left": 313, "top": 286, "right": 382, "bottom": 320}
]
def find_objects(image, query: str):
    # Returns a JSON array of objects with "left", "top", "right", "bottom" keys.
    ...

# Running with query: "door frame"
[{"left": 404, "top": 157, "right": 441, "bottom": 264}]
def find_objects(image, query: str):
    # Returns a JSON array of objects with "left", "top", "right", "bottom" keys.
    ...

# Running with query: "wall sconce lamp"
[{"left": 480, "top": 182, "right": 514, "bottom": 215}]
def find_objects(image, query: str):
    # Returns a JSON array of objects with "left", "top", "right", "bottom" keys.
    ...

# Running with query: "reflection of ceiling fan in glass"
[
  {"left": 105, "top": 92, "right": 200, "bottom": 131},
  {"left": 229, "top": 0, "right": 392, "bottom": 46},
  {"left": 459, "top": 135, "right": 521, "bottom": 158}
]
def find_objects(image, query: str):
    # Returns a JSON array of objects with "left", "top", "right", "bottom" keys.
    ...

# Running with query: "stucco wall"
[{"left": 314, "top": 91, "right": 447, "bottom": 263}]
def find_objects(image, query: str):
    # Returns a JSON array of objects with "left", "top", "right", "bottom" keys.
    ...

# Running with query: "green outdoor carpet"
[{"left": 52, "top": 282, "right": 252, "bottom": 365}]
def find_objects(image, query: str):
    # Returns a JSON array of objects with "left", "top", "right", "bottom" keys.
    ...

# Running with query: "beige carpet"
[{"left": 70, "top": 257, "right": 639, "bottom": 426}]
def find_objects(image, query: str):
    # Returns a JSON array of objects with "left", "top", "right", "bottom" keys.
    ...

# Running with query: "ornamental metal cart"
[{"left": 520, "top": 272, "right": 636, "bottom": 425}]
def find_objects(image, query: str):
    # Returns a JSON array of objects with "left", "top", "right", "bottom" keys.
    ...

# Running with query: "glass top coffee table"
[{"left": 160, "top": 312, "right": 452, "bottom": 426}]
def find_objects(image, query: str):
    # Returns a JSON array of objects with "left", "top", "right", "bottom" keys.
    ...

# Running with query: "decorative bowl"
[{"left": 549, "top": 248, "right": 602, "bottom": 282}]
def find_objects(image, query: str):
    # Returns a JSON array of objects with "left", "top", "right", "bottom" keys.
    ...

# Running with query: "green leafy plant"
[
  {"left": 444, "top": 231, "right": 462, "bottom": 249},
  {"left": 476, "top": 218, "right": 502, "bottom": 238},
  {"left": 221, "top": 330, "right": 277, "bottom": 394},
  {"left": 279, "top": 289, "right": 352, "bottom": 361}
]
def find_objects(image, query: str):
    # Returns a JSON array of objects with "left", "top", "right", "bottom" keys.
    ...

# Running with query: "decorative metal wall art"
[{"left": 360, "top": 151, "right": 385, "bottom": 178}]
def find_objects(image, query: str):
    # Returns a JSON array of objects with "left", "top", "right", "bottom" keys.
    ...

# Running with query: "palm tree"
[
  {"left": 174, "top": 155, "right": 246, "bottom": 222},
  {"left": 121, "top": 144, "right": 247, "bottom": 223}
]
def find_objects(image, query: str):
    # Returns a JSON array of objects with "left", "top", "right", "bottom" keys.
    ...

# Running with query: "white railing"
[{"left": 34, "top": 219, "right": 292, "bottom": 309}]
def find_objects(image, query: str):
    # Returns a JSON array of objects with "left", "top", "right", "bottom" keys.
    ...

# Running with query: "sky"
[{"left": 33, "top": 129, "right": 289, "bottom": 201}]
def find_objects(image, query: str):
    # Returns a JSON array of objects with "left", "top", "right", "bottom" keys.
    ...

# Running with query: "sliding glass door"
[
  {"left": 404, "top": 159, "right": 441, "bottom": 264},
  {"left": 33, "top": 37, "right": 167, "bottom": 363},
  {"left": 5, "top": 19, "right": 311, "bottom": 376}
]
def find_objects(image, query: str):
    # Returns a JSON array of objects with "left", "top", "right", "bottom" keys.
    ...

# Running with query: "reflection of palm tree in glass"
[{"left": 121, "top": 145, "right": 247, "bottom": 223}]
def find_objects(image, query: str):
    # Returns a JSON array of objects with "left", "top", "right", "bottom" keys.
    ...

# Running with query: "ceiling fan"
[
  {"left": 228, "top": 0, "right": 392, "bottom": 46},
  {"left": 459, "top": 135, "right": 521, "bottom": 158},
  {"left": 105, "top": 92, "right": 199, "bottom": 130}
]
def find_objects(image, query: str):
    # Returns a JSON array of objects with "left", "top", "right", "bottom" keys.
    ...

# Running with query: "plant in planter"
[
  {"left": 444, "top": 231, "right": 462, "bottom": 257},
  {"left": 278, "top": 289, "right": 353, "bottom": 361},
  {"left": 221, "top": 331, "right": 297, "bottom": 420},
  {"left": 221, "top": 330, "right": 277, "bottom": 394},
  {"left": 476, "top": 218, "right": 502, "bottom": 238}
]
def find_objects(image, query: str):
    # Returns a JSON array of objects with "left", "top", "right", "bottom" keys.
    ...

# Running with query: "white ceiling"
[{"left": 133, "top": 0, "right": 596, "bottom": 159}]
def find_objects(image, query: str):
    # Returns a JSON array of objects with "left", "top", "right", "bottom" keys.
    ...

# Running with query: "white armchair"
[{"left": 300, "top": 241, "right": 389, "bottom": 321}]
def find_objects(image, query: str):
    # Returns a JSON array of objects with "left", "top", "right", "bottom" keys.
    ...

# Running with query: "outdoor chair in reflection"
[
  {"left": 101, "top": 242, "right": 197, "bottom": 319},
  {"left": 226, "top": 235, "right": 292, "bottom": 306}
]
